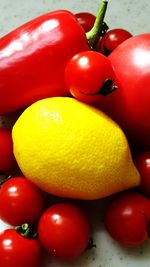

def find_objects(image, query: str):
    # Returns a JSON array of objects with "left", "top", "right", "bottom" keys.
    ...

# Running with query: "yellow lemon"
[{"left": 12, "top": 97, "right": 140, "bottom": 200}]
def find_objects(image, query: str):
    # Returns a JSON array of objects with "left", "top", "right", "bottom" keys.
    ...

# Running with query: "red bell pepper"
[{"left": 0, "top": 0, "right": 107, "bottom": 115}]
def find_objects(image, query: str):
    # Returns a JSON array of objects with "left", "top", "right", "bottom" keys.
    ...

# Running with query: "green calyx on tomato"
[
  {"left": 99, "top": 79, "right": 117, "bottom": 96},
  {"left": 86, "top": 237, "right": 96, "bottom": 250},
  {"left": 15, "top": 223, "right": 37, "bottom": 239},
  {"left": 80, "top": 79, "right": 117, "bottom": 96}
]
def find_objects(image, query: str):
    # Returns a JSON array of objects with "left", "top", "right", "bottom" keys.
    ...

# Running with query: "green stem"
[{"left": 86, "top": 0, "right": 108, "bottom": 48}]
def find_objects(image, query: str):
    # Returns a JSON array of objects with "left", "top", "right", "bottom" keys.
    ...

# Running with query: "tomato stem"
[
  {"left": 15, "top": 223, "right": 37, "bottom": 238},
  {"left": 80, "top": 79, "right": 117, "bottom": 96},
  {"left": 99, "top": 79, "right": 117, "bottom": 96},
  {"left": 86, "top": 237, "right": 96, "bottom": 250},
  {"left": 86, "top": 0, "right": 108, "bottom": 48}
]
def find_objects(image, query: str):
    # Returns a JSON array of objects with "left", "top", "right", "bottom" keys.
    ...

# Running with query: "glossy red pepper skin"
[{"left": 0, "top": 10, "right": 89, "bottom": 115}]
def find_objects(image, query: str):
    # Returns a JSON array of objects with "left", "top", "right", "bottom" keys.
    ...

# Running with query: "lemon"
[{"left": 12, "top": 97, "right": 140, "bottom": 200}]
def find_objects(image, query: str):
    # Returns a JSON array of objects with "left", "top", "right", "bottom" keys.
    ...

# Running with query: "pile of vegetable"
[{"left": 0, "top": 0, "right": 150, "bottom": 266}]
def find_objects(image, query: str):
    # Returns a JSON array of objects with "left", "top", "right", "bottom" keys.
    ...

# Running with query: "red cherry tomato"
[
  {"left": 65, "top": 50, "right": 117, "bottom": 103},
  {"left": 134, "top": 152, "right": 150, "bottom": 196},
  {"left": 38, "top": 203, "right": 90, "bottom": 260},
  {"left": 0, "top": 128, "right": 16, "bottom": 173},
  {"left": 75, "top": 12, "right": 96, "bottom": 32},
  {"left": 104, "top": 192, "right": 150, "bottom": 247},
  {"left": 98, "top": 28, "right": 132, "bottom": 55},
  {"left": 0, "top": 177, "right": 45, "bottom": 226},
  {"left": 0, "top": 226, "right": 42, "bottom": 267}
]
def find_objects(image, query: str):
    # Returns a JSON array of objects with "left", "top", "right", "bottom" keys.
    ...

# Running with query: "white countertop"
[{"left": 0, "top": 0, "right": 150, "bottom": 36}]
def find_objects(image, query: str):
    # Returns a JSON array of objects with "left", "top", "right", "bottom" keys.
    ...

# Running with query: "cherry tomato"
[
  {"left": 75, "top": 12, "right": 96, "bottom": 32},
  {"left": 98, "top": 28, "right": 132, "bottom": 55},
  {"left": 134, "top": 152, "right": 150, "bottom": 196},
  {"left": 104, "top": 192, "right": 150, "bottom": 247},
  {"left": 0, "top": 128, "right": 16, "bottom": 173},
  {"left": 0, "top": 177, "right": 45, "bottom": 226},
  {"left": 38, "top": 203, "right": 90, "bottom": 260},
  {"left": 65, "top": 50, "right": 117, "bottom": 103},
  {"left": 0, "top": 226, "right": 42, "bottom": 267}
]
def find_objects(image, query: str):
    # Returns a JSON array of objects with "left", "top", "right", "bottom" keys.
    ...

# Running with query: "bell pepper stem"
[{"left": 86, "top": 0, "right": 108, "bottom": 48}]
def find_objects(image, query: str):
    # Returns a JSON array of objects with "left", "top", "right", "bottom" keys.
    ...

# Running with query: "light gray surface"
[
  {"left": 0, "top": 1, "right": 150, "bottom": 267},
  {"left": 0, "top": 0, "right": 150, "bottom": 37}
]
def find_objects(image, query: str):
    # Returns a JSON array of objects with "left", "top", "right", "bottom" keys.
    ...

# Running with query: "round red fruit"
[
  {"left": 98, "top": 28, "right": 132, "bottom": 55},
  {"left": 0, "top": 226, "right": 42, "bottom": 267},
  {"left": 65, "top": 50, "right": 117, "bottom": 103},
  {"left": 0, "top": 177, "right": 45, "bottom": 226},
  {"left": 75, "top": 12, "right": 96, "bottom": 32},
  {"left": 38, "top": 203, "right": 90, "bottom": 260},
  {"left": 104, "top": 192, "right": 150, "bottom": 247}
]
